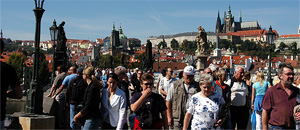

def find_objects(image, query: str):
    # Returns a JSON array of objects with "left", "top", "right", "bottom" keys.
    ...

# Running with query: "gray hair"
[
  {"left": 235, "top": 66, "right": 244, "bottom": 73},
  {"left": 199, "top": 73, "right": 213, "bottom": 85},
  {"left": 278, "top": 62, "right": 294, "bottom": 74}
]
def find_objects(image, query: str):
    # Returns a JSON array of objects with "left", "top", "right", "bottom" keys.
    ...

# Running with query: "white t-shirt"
[
  {"left": 187, "top": 92, "right": 225, "bottom": 130},
  {"left": 158, "top": 77, "right": 176, "bottom": 95},
  {"left": 226, "top": 79, "right": 249, "bottom": 106}
]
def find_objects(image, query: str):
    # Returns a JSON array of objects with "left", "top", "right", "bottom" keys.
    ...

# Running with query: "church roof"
[
  {"left": 219, "top": 29, "right": 278, "bottom": 37},
  {"left": 241, "top": 21, "right": 259, "bottom": 29}
]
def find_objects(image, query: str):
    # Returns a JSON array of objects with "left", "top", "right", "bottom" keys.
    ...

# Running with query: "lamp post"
[
  {"left": 49, "top": 19, "right": 59, "bottom": 84},
  {"left": 156, "top": 50, "right": 160, "bottom": 72},
  {"left": 266, "top": 26, "right": 276, "bottom": 85},
  {"left": 26, "top": 0, "right": 45, "bottom": 114}
]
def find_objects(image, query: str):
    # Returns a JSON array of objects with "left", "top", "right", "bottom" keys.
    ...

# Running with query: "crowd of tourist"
[
  {"left": 41, "top": 61, "right": 300, "bottom": 130},
  {"left": 29, "top": 61, "right": 300, "bottom": 130},
  {"left": 3, "top": 36, "right": 300, "bottom": 129}
]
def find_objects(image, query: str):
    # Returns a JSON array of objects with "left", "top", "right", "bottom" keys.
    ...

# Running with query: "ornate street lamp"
[
  {"left": 156, "top": 50, "right": 160, "bottom": 72},
  {"left": 266, "top": 26, "right": 276, "bottom": 85},
  {"left": 49, "top": 19, "right": 59, "bottom": 84},
  {"left": 25, "top": 0, "right": 45, "bottom": 114}
]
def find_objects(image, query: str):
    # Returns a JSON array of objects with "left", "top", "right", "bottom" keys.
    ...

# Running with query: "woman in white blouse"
[
  {"left": 183, "top": 73, "right": 226, "bottom": 130},
  {"left": 101, "top": 73, "right": 127, "bottom": 130}
]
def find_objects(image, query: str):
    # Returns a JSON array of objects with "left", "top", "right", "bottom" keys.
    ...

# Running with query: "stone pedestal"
[
  {"left": 19, "top": 114, "right": 55, "bottom": 130},
  {"left": 196, "top": 54, "right": 208, "bottom": 71}
]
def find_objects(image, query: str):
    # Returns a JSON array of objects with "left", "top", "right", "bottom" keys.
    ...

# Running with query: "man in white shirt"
[
  {"left": 226, "top": 66, "right": 249, "bottom": 129},
  {"left": 155, "top": 69, "right": 166, "bottom": 93},
  {"left": 159, "top": 67, "right": 177, "bottom": 98}
]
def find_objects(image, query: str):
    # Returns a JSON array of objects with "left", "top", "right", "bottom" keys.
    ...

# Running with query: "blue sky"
[{"left": 1, "top": 0, "right": 299, "bottom": 44}]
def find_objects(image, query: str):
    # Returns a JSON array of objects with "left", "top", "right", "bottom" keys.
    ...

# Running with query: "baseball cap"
[
  {"left": 161, "top": 69, "right": 166, "bottom": 73},
  {"left": 184, "top": 66, "right": 195, "bottom": 76}
]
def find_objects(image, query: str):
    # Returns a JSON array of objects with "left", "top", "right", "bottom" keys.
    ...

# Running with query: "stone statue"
[
  {"left": 196, "top": 26, "right": 207, "bottom": 55},
  {"left": 57, "top": 21, "right": 67, "bottom": 51},
  {"left": 120, "top": 54, "right": 124, "bottom": 66},
  {"left": 145, "top": 40, "right": 153, "bottom": 70}
]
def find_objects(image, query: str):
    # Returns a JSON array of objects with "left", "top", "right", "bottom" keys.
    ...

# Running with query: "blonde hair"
[
  {"left": 255, "top": 71, "right": 264, "bottom": 86},
  {"left": 84, "top": 67, "right": 102, "bottom": 88},
  {"left": 215, "top": 69, "right": 225, "bottom": 80}
]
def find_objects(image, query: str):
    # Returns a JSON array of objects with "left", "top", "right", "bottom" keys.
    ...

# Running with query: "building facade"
[{"left": 148, "top": 32, "right": 218, "bottom": 48}]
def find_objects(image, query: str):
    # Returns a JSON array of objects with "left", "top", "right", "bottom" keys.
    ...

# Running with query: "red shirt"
[{"left": 262, "top": 82, "right": 300, "bottom": 129}]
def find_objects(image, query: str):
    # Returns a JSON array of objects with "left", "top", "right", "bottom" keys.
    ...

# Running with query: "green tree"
[
  {"left": 7, "top": 53, "right": 26, "bottom": 82},
  {"left": 6, "top": 38, "right": 12, "bottom": 43},
  {"left": 219, "top": 39, "right": 232, "bottom": 49},
  {"left": 170, "top": 38, "right": 179, "bottom": 50},
  {"left": 158, "top": 41, "right": 167, "bottom": 49},
  {"left": 289, "top": 42, "right": 298, "bottom": 56},
  {"left": 278, "top": 42, "right": 287, "bottom": 52},
  {"left": 38, "top": 50, "right": 50, "bottom": 87}
]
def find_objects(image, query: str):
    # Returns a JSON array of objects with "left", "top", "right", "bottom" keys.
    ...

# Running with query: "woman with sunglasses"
[{"left": 101, "top": 73, "right": 127, "bottom": 129}]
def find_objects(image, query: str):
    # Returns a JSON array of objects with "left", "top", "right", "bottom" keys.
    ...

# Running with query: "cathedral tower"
[
  {"left": 224, "top": 4, "right": 234, "bottom": 33},
  {"left": 216, "top": 11, "right": 222, "bottom": 33}
]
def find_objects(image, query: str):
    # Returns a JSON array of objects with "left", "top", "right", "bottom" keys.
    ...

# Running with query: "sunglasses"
[{"left": 144, "top": 83, "right": 153, "bottom": 86}]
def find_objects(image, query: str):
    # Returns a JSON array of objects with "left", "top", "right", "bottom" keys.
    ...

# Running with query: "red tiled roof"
[
  {"left": 218, "top": 29, "right": 278, "bottom": 37},
  {"left": 96, "top": 39, "right": 104, "bottom": 44},
  {"left": 153, "top": 62, "right": 187, "bottom": 72},
  {"left": 279, "top": 34, "right": 300, "bottom": 38}
]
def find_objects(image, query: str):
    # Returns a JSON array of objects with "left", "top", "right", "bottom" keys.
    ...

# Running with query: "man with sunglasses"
[
  {"left": 159, "top": 67, "right": 177, "bottom": 99},
  {"left": 262, "top": 63, "right": 300, "bottom": 129},
  {"left": 130, "top": 73, "right": 168, "bottom": 129}
]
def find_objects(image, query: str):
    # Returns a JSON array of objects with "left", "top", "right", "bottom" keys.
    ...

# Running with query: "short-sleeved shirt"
[
  {"left": 226, "top": 78, "right": 248, "bottom": 106},
  {"left": 262, "top": 82, "right": 300, "bottom": 128},
  {"left": 158, "top": 77, "right": 176, "bottom": 95},
  {"left": 253, "top": 81, "right": 270, "bottom": 96},
  {"left": 62, "top": 73, "right": 77, "bottom": 87},
  {"left": 131, "top": 92, "right": 167, "bottom": 124},
  {"left": 53, "top": 72, "right": 67, "bottom": 88},
  {"left": 187, "top": 92, "right": 225, "bottom": 129},
  {"left": 1, "top": 62, "right": 20, "bottom": 121}
]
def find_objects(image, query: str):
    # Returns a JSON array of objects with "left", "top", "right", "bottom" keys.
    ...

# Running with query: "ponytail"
[{"left": 92, "top": 75, "right": 103, "bottom": 88}]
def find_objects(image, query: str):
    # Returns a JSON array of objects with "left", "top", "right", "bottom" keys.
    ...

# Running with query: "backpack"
[{"left": 70, "top": 76, "right": 87, "bottom": 103}]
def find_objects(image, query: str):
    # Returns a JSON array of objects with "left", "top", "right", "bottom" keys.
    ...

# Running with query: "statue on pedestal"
[
  {"left": 196, "top": 26, "right": 207, "bottom": 56},
  {"left": 195, "top": 26, "right": 208, "bottom": 71},
  {"left": 57, "top": 21, "right": 67, "bottom": 51}
]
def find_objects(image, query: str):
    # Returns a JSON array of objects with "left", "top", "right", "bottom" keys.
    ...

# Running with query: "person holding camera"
[{"left": 130, "top": 73, "right": 168, "bottom": 130}]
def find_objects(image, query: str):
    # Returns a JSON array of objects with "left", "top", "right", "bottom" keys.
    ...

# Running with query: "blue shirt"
[
  {"left": 102, "top": 75, "right": 108, "bottom": 87},
  {"left": 253, "top": 81, "right": 270, "bottom": 96},
  {"left": 62, "top": 74, "right": 78, "bottom": 86}
]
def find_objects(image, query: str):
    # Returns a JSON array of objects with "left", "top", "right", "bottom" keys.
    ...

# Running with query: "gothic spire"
[
  {"left": 227, "top": 4, "right": 232, "bottom": 18},
  {"left": 216, "top": 11, "right": 222, "bottom": 33},
  {"left": 112, "top": 22, "right": 116, "bottom": 31},
  {"left": 119, "top": 23, "right": 123, "bottom": 34},
  {"left": 240, "top": 10, "right": 242, "bottom": 22},
  {"left": 0, "top": 29, "right": 2, "bottom": 39}
]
